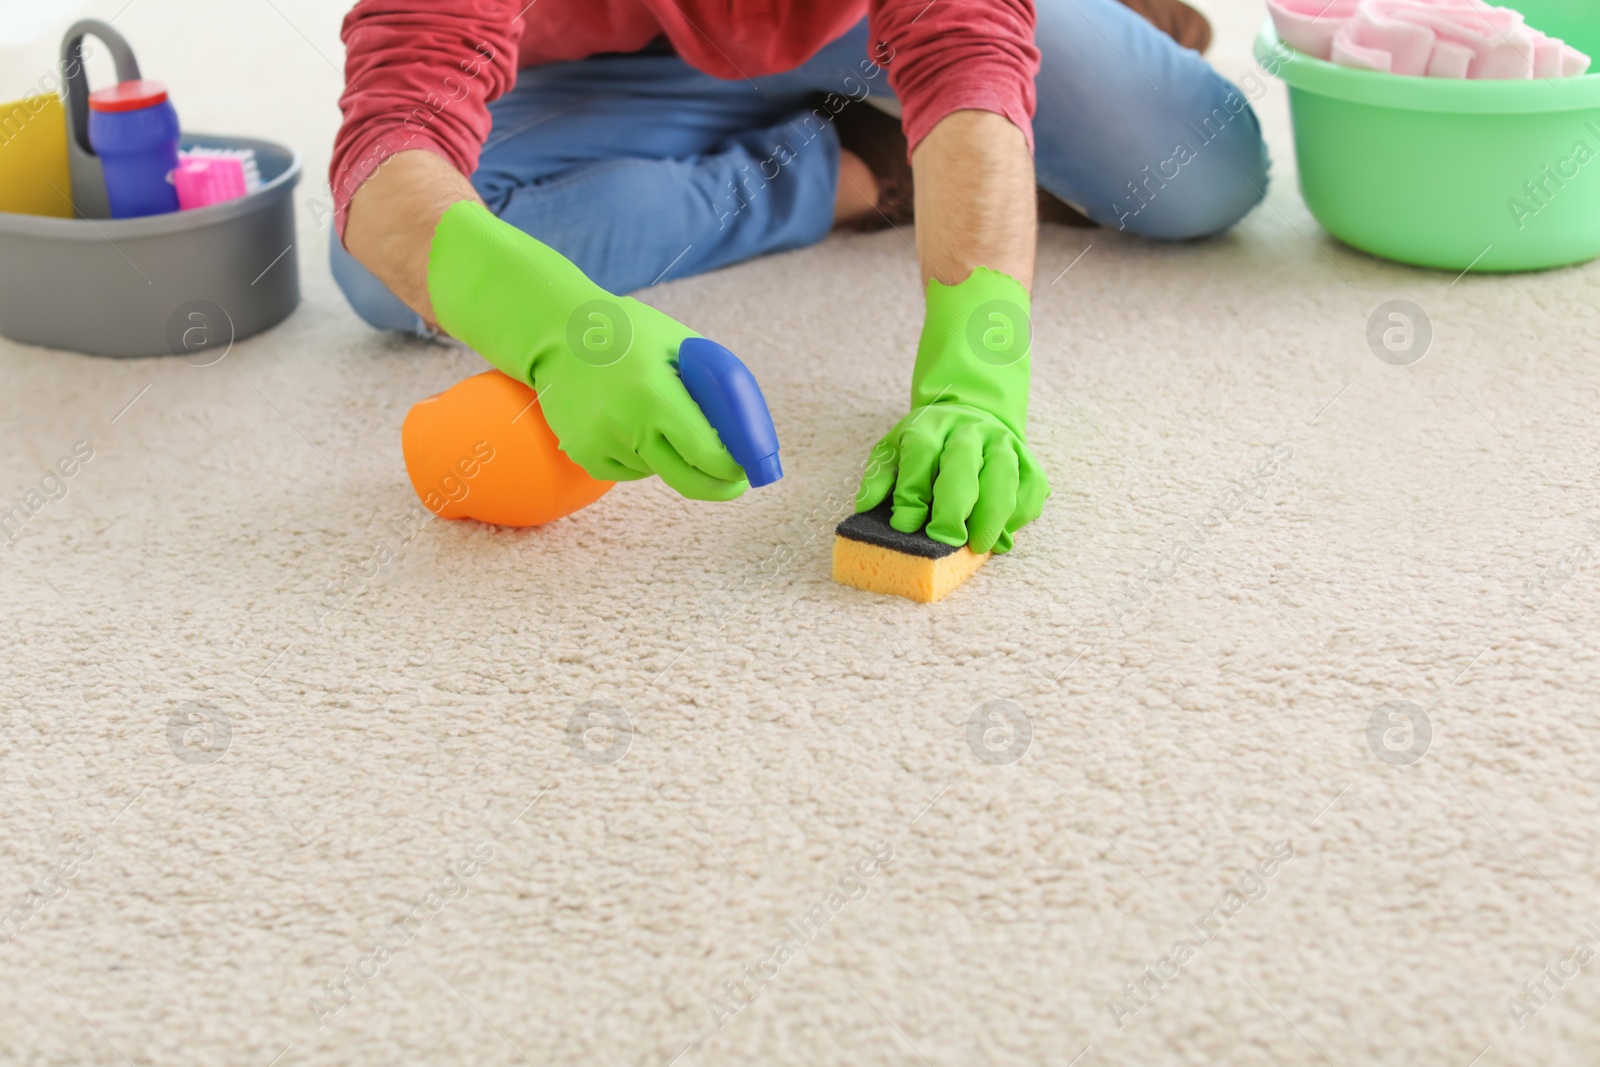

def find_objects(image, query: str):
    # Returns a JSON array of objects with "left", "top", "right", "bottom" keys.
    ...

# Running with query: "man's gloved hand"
[
  {"left": 427, "top": 201, "right": 747, "bottom": 501},
  {"left": 856, "top": 267, "right": 1048, "bottom": 554}
]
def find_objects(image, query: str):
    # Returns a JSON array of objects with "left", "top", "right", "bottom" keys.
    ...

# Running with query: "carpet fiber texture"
[{"left": 3, "top": 1, "right": 1600, "bottom": 1064}]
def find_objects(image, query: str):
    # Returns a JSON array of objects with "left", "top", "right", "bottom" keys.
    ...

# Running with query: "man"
[{"left": 331, "top": 0, "right": 1267, "bottom": 556}]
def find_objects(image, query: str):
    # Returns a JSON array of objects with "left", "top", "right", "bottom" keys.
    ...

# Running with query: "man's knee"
[{"left": 1113, "top": 101, "right": 1270, "bottom": 240}]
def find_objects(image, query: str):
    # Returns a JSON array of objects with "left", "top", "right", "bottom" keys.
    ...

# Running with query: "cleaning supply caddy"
[{"left": 0, "top": 20, "right": 301, "bottom": 357}]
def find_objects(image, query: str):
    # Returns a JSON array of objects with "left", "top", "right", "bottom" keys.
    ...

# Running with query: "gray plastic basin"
[{"left": 0, "top": 133, "right": 301, "bottom": 358}]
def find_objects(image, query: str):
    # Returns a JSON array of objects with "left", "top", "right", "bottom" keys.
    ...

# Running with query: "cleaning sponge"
[{"left": 833, "top": 502, "right": 989, "bottom": 603}]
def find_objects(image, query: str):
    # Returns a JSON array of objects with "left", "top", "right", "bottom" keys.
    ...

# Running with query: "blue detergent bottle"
[
  {"left": 87, "top": 79, "right": 180, "bottom": 218},
  {"left": 678, "top": 337, "right": 783, "bottom": 487}
]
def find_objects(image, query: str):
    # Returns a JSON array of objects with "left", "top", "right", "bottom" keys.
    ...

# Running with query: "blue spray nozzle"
[{"left": 677, "top": 336, "right": 783, "bottom": 488}]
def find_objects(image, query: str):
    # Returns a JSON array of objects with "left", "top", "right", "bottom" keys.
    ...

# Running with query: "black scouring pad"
[{"left": 835, "top": 501, "right": 960, "bottom": 558}]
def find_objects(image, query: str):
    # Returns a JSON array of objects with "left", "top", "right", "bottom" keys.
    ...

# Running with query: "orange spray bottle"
[
  {"left": 401, "top": 339, "right": 781, "bottom": 526},
  {"left": 401, "top": 370, "right": 614, "bottom": 527}
]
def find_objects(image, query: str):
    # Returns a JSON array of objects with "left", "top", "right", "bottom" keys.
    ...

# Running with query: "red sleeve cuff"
[
  {"left": 869, "top": 0, "right": 1040, "bottom": 160},
  {"left": 329, "top": 0, "right": 522, "bottom": 240},
  {"left": 899, "top": 76, "right": 1038, "bottom": 159}
]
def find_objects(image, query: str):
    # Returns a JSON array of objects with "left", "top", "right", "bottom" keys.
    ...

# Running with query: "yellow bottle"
[{"left": 0, "top": 92, "right": 73, "bottom": 218}]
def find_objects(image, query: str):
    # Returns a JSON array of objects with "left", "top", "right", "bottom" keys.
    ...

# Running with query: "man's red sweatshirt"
[{"left": 330, "top": 0, "right": 1039, "bottom": 236}]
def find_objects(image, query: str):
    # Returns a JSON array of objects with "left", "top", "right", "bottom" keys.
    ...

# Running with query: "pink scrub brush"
[{"left": 174, "top": 155, "right": 247, "bottom": 210}]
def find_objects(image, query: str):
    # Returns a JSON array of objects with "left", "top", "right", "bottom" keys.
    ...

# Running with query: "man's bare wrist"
[
  {"left": 343, "top": 150, "right": 484, "bottom": 324},
  {"left": 911, "top": 110, "right": 1037, "bottom": 292}
]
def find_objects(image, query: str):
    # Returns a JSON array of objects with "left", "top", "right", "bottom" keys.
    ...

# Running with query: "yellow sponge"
[{"left": 832, "top": 503, "right": 990, "bottom": 603}]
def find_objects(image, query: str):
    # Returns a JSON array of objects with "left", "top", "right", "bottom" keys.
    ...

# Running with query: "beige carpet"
[{"left": 5, "top": 1, "right": 1600, "bottom": 1064}]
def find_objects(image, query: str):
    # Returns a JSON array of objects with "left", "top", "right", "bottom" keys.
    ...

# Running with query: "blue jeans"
[{"left": 331, "top": 0, "right": 1270, "bottom": 333}]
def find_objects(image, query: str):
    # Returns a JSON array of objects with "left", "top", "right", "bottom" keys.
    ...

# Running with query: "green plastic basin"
[{"left": 1256, "top": 0, "right": 1600, "bottom": 272}]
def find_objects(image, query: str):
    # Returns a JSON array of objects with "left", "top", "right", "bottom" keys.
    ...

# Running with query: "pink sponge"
[
  {"left": 1268, "top": 0, "right": 1591, "bottom": 78},
  {"left": 1266, "top": 0, "right": 1362, "bottom": 61},
  {"left": 174, "top": 155, "right": 247, "bottom": 210}
]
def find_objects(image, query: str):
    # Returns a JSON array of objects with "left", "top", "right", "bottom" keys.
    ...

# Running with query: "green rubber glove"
[
  {"left": 427, "top": 201, "right": 747, "bottom": 501},
  {"left": 856, "top": 267, "right": 1049, "bottom": 555}
]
